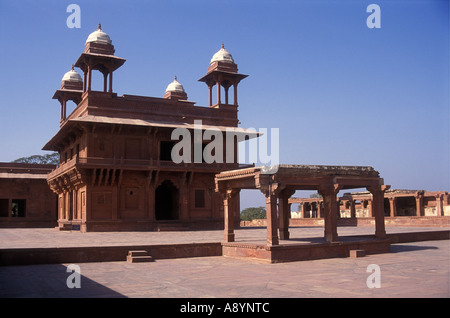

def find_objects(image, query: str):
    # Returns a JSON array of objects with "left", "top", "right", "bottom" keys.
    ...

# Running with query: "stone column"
[
  {"left": 223, "top": 189, "right": 238, "bottom": 242},
  {"left": 58, "top": 194, "right": 63, "bottom": 221},
  {"left": 389, "top": 197, "right": 396, "bottom": 217},
  {"left": 87, "top": 66, "right": 92, "bottom": 92},
  {"left": 109, "top": 70, "right": 113, "bottom": 93},
  {"left": 72, "top": 189, "right": 78, "bottom": 220},
  {"left": 265, "top": 192, "right": 279, "bottom": 246},
  {"left": 278, "top": 189, "right": 295, "bottom": 240},
  {"left": 368, "top": 185, "right": 389, "bottom": 239},
  {"left": 415, "top": 193, "right": 424, "bottom": 217},
  {"left": 233, "top": 83, "right": 238, "bottom": 106},
  {"left": 103, "top": 73, "right": 108, "bottom": 92},
  {"left": 224, "top": 86, "right": 229, "bottom": 105},
  {"left": 367, "top": 200, "right": 373, "bottom": 217},
  {"left": 318, "top": 201, "right": 324, "bottom": 218},
  {"left": 318, "top": 184, "right": 340, "bottom": 243},
  {"left": 301, "top": 202, "right": 306, "bottom": 218},
  {"left": 64, "top": 192, "right": 70, "bottom": 220},
  {"left": 260, "top": 183, "right": 281, "bottom": 246},
  {"left": 436, "top": 194, "right": 444, "bottom": 216},
  {"left": 60, "top": 100, "right": 67, "bottom": 122},
  {"left": 208, "top": 85, "right": 213, "bottom": 106},
  {"left": 216, "top": 81, "right": 221, "bottom": 105},
  {"left": 83, "top": 71, "right": 87, "bottom": 92}
]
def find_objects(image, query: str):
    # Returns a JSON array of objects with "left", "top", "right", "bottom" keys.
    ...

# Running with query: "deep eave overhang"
[{"left": 42, "top": 115, "right": 261, "bottom": 151}]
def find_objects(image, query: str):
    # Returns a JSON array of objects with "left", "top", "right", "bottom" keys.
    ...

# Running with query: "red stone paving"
[{"left": 0, "top": 227, "right": 448, "bottom": 298}]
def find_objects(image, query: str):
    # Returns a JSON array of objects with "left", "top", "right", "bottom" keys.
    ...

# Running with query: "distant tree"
[
  {"left": 309, "top": 193, "right": 322, "bottom": 198},
  {"left": 240, "top": 206, "right": 266, "bottom": 221},
  {"left": 12, "top": 152, "right": 59, "bottom": 165}
]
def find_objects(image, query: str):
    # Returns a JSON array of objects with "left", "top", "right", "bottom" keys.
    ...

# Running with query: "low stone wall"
[
  {"left": 0, "top": 242, "right": 222, "bottom": 266},
  {"left": 241, "top": 216, "right": 450, "bottom": 228},
  {"left": 386, "top": 230, "right": 450, "bottom": 243}
]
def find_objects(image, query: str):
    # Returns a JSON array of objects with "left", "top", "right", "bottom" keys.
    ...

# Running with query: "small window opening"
[{"left": 11, "top": 199, "right": 26, "bottom": 217}]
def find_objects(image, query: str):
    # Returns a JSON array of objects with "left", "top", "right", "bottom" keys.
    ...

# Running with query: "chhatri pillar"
[
  {"left": 222, "top": 189, "right": 239, "bottom": 242},
  {"left": 318, "top": 184, "right": 340, "bottom": 243},
  {"left": 261, "top": 183, "right": 282, "bottom": 246},
  {"left": 278, "top": 188, "right": 296, "bottom": 240}
]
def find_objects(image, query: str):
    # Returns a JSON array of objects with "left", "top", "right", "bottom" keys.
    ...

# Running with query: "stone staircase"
[{"left": 126, "top": 250, "right": 154, "bottom": 263}]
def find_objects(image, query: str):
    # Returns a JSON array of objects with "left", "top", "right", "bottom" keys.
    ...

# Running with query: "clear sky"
[{"left": 0, "top": 0, "right": 448, "bottom": 209}]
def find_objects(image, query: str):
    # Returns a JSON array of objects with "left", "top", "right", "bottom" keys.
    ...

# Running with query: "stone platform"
[{"left": 222, "top": 239, "right": 392, "bottom": 263}]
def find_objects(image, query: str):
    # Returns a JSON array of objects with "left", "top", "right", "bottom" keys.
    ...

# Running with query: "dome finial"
[
  {"left": 98, "top": 23, "right": 102, "bottom": 30},
  {"left": 165, "top": 76, "right": 185, "bottom": 93},
  {"left": 210, "top": 44, "right": 235, "bottom": 65},
  {"left": 62, "top": 67, "right": 83, "bottom": 83}
]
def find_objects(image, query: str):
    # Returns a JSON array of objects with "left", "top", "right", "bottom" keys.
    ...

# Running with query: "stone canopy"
[{"left": 215, "top": 164, "right": 390, "bottom": 246}]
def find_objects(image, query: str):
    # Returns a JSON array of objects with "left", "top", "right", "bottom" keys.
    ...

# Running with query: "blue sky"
[{"left": 0, "top": 0, "right": 448, "bottom": 209}]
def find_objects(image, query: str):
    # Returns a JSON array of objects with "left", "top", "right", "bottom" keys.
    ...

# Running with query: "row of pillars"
[
  {"left": 295, "top": 199, "right": 370, "bottom": 219},
  {"left": 82, "top": 66, "right": 113, "bottom": 93},
  {"left": 294, "top": 194, "right": 447, "bottom": 218},
  {"left": 222, "top": 185, "right": 388, "bottom": 246},
  {"left": 388, "top": 194, "right": 446, "bottom": 217},
  {"left": 208, "top": 82, "right": 239, "bottom": 107}
]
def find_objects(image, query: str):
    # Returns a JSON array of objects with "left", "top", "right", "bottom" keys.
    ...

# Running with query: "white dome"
[
  {"left": 85, "top": 24, "right": 112, "bottom": 45},
  {"left": 62, "top": 68, "right": 82, "bottom": 82},
  {"left": 165, "top": 76, "right": 185, "bottom": 93},
  {"left": 210, "top": 44, "right": 235, "bottom": 65}
]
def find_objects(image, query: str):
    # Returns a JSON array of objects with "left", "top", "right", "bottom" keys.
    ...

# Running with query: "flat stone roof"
[{"left": 217, "top": 164, "right": 380, "bottom": 178}]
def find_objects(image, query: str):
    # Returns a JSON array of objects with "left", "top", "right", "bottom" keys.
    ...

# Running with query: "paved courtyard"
[
  {"left": 0, "top": 227, "right": 448, "bottom": 299},
  {"left": 0, "top": 226, "right": 446, "bottom": 248}
]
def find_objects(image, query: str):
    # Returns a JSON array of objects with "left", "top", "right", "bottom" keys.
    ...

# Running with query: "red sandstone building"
[
  {"left": 0, "top": 163, "right": 57, "bottom": 228},
  {"left": 42, "top": 25, "right": 253, "bottom": 232}
]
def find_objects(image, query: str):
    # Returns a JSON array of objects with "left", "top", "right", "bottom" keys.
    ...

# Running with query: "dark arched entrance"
[{"left": 155, "top": 180, "right": 179, "bottom": 220}]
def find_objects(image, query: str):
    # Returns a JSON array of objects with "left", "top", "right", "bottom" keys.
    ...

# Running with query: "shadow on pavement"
[
  {"left": 390, "top": 244, "right": 438, "bottom": 253},
  {"left": 0, "top": 263, "right": 125, "bottom": 298}
]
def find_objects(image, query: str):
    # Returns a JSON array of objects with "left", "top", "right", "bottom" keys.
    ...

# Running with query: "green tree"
[
  {"left": 12, "top": 152, "right": 59, "bottom": 165},
  {"left": 240, "top": 206, "right": 266, "bottom": 221}
]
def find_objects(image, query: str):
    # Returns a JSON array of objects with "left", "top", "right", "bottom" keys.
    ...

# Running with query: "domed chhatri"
[
  {"left": 60, "top": 66, "right": 83, "bottom": 91},
  {"left": 165, "top": 76, "right": 185, "bottom": 93},
  {"left": 62, "top": 66, "right": 83, "bottom": 83},
  {"left": 164, "top": 76, "right": 188, "bottom": 101},
  {"left": 199, "top": 44, "right": 247, "bottom": 107},
  {"left": 85, "top": 23, "right": 112, "bottom": 45},
  {"left": 84, "top": 24, "right": 115, "bottom": 55},
  {"left": 210, "top": 44, "right": 235, "bottom": 65}
]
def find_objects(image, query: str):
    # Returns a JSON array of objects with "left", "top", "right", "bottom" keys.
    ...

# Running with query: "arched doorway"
[{"left": 155, "top": 180, "right": 179, "bottom": 220}]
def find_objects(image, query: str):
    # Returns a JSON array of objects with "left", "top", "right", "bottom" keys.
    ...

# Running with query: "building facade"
[
  {"left": 0, "top": 163, "right": 57, "bottom": 228},
  {"left": 43, "top": 25, "right": 254, "bottom": 232}
]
